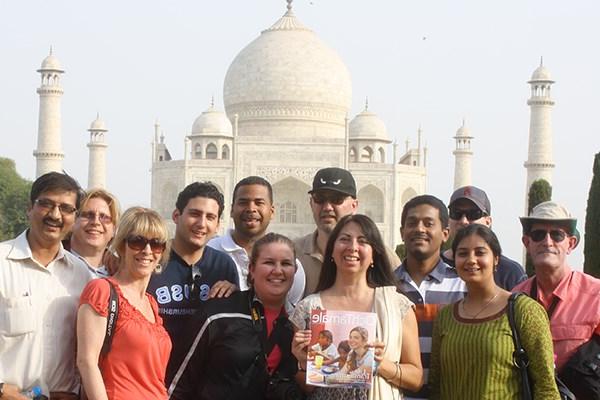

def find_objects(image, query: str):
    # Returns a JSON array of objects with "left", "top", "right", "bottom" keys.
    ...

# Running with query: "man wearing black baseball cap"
[
  {"left": 441, "top": 185, "right": 526, "bottom": 290},
  {"left": 295, "top": 167, "right": 400, "bottom": 296}
]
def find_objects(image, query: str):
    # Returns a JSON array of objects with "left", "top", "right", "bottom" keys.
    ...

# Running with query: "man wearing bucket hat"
[{"left": 513, "top": 201, "right": 600, "bottom": 373}]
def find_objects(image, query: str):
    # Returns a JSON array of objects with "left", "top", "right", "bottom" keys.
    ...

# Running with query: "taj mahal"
[{"left": 31, "top": 1, "right": 556, "bottom": 248}]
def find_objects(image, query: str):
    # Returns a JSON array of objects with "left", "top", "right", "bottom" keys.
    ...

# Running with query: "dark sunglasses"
[
  {"left": 35, "top": 198, "right": 77, "bottom": 215},
  {"left": 449, "top": 208, "right": 486, "bottom": 221},
  {"left": 529, "top": 229, "right": 567, "bottom": 243},
  {"left": 78, "top": 210, "right": 112, "bottom": 224},
  {"left": 312, "top": 192, "right": 348, "bottom": 205},
  {"left": 126, "top": 235, "right": 166, "bottom": 254}
]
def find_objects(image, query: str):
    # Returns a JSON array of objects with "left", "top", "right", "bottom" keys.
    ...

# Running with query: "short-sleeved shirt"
[
  {"left": 311, "top": 342, "right": 339, "bottom": 361},
  {"left": 441, "top": 252, "right": 527, "bottom": 291},
  {"left": 513, "top": 267, "right": 600, "bottom": 370},
  {"left": 0, "top": 230, "right": 93, "bottom": 395},
  {"left": 79, "top": 278, "right": 172, "bottom": 400},
  {"left": 147, "top": 246, "right": 238, "bottom": 384},
  {"left": 394, "top": 259, "right": 467, "bottom": 400}
]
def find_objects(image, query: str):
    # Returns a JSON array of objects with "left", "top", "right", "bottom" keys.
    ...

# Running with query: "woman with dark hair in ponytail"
[{"left": 290, "top": 214, "right": 423, "bottom": 400}]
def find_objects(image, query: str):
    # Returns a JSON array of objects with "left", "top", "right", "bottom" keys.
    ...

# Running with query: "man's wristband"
[{"left": 297, "top": 361, "right": 306, "bottom": 372}]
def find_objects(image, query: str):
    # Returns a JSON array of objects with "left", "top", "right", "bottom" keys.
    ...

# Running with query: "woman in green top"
[{"left": 429, "top": 224, "right": 559, "bottom": 399}]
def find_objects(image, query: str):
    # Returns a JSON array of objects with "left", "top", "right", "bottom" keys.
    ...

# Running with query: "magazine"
[{"left": 306, "top": 309, "right": 377, "bottom": 388}]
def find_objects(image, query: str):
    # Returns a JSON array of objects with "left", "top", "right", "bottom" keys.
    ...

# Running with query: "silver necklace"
[{"left": 461, "top": 291, "right": 500, "bottom": 319}]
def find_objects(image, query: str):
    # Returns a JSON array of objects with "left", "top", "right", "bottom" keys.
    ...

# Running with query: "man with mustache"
[
  {"left": 68, "top": 188, "right": 120, "bottom": 276},
  {"left": 394, "top": 195, "right": 466, "bottom": 400},
  {"left": 0, "top": 172, "right": 93, "bottom": 400},
  {"left": 295, "top": 167, "right": 401, "bottom": 296},
  {"left": 514, "top": 202, "right": 600, "bottom": 381},
  {"left": 208, "top": 176, "right": 305, "bottom": 308}
]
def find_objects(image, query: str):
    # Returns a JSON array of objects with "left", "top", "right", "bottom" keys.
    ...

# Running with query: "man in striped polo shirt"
[{"left": 394, "top": 195, "right": 466, "bottom": 399}]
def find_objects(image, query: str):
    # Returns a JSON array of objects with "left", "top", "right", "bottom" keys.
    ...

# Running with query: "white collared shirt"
[
  {"left": 208, "top": 229, "right": 306, "bottom": 308},
  {"left": 0, "top": 231, "right": 94, "bottom": 394},
  {"left": 69, "top": 249, "right": 110, "bottom": 277}
]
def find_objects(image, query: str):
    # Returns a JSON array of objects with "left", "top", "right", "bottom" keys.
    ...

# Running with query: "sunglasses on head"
[
  {"left": 312, "top": 192, "right": 348, "bottom": 205},
  {"left": 126, "top": 235, "right": 166, "bottom": 254},
  {"left": 449, "top": 208, "right": 486, "bottom": 221},
  {"left": 528, "top": 229, "right": 568, "bottom": 243}
]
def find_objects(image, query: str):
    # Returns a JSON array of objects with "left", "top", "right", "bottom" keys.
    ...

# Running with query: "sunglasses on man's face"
[
  {"left": 311, "top": 192, "right": 348, "bottom": 206},
  {"left": 126, "top": 235, "right": 166, "bottom": 254},
  {"left": 528, "top": 229, "right": 568, "bottom": 243},
  {"left": 449, "top": 208, "right": 486, "bottom": 221}
]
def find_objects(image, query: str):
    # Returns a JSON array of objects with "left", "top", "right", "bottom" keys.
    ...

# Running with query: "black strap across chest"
[
  {"left": 101, "top": 278, "right": 119, "bottom": 356},
  {"left": 530, "top": 277, "right": 560, "bottom": 320}
]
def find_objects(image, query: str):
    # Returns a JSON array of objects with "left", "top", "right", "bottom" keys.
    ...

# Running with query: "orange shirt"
[
  {"left": 79, "top": 278, "right": 172, "bottom": 399},
  {"left": 513, "top": 267, "right": 600, "bottom": 370}
]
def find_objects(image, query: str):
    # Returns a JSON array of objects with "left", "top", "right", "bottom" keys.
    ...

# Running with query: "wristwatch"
[{"left": 0, "top": 382, "right": 4, "bottom": 397}]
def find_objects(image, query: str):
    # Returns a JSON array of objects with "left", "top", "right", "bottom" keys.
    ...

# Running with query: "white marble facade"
[{"left": 150, "top": 3, "right": 426, "bottom": 248}]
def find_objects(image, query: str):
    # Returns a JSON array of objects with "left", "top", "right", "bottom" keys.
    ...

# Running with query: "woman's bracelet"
[
  {"left": 386, "top": 361, "right": 402, "bottom": 384},
  {"left": 297, "top": 361, "right": 307, "bottom": 372}
]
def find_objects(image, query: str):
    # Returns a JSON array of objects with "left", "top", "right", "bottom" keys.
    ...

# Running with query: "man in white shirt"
[
  {"left": 68, "top": 188, "right": 120, "bottom": 276},
  {"left": 208, "top": 176, "right": 305, "bottom": 308},
  {"left": 0, "top": 172, "right": 92, "bottom": 400}
]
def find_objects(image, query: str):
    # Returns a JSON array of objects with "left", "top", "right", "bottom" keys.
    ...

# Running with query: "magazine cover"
[{"left": 306, "top": 309, "right": 377, "bottom": 388}]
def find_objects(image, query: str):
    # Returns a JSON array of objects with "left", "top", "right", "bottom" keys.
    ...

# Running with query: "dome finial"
[
  {"left": 540, "top": 56, "right": 544, "bottom": 67},
  {"left": 286, "top": 0, "right": 293, "bottom": 11},
  {"left": 49, "top": 45, "right": 53, "bottom": 56},
  {"left": 210, "top": 95, "right": 215, "bottom": 108},
  {"left": 364, "top": 96, "right": 369, "bottom": 111},
  {"left": 96, "top": 111, "right": 100, "bottom": 119}
]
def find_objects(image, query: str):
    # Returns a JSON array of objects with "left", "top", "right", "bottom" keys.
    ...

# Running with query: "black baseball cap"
[{"left": 309, "top": 167, "right": 357, "bottom": 198}]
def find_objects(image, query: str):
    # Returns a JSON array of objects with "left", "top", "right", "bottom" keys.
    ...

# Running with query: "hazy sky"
[{"left": 2, "top": 0, "right": 599, "bottom": 266}]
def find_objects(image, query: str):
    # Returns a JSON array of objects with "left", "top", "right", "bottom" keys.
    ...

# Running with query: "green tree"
[
  {"left": 584, "top": 152, "right": 600, "bottom": 278},
  {"left": 525, "top": 178, "right": 552, "bottom": 276},
  {"left": 0, "top": 158, "right": 32, "bottom": 241}
]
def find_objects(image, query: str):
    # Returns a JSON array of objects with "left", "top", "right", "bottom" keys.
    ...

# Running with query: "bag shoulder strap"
[
  {"left": 508, "top": 292, "right": 533, "bottom": 400},
  {"left": 100, "top": 278, "right": 119, "bottom": 356},
  {"left": 530, "top": 278, "right": 561, "bottom": 320}
]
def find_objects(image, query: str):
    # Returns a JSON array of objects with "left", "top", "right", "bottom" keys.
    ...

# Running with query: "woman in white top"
[{"left": 290, "top": 214, "right": 423, "bottom": 400}]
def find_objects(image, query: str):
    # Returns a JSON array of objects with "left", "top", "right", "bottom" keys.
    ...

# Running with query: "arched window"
[
  {"left": 358, "top": 185, "right": 384, "bottom": 222},
  {"left": 361, "top": 146, "right": 373, "bottom": 162},
  {"left": 194, "top": 143, "right": 202, "bottom": 159},
  {"left": 206, "top": 143, "right": 218, "bottom": 159},
  {"left": 378, "top": 147, "right": 385, "bottom": 163},
  {"left": 278, "top": 201, "right": 297, "bottom": 223},
  {"left": 221, "top": 144, "right": 230, "bottom": 160},
  {"left": 349, "top": 147, "right": 357, "bottom": 162}
]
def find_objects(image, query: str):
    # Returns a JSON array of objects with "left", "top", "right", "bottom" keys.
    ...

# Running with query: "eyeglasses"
[
  {"left": 34, "top": 198, "right": 77, "bottom": 215},
  {"left": 449, "top": 208, "right": 486, "bottom": 221},
  {"left": 312, "top": 192, "right": 348, "bottom": 205},
  {"left": 529, "top": 229, "right": 567, "bottom": 243},
  {"left": 126, "top": 235, "right": 166, "bottom": 254},
  {"left": 78, "top": 210, "right": 113, "bottom": 224}
]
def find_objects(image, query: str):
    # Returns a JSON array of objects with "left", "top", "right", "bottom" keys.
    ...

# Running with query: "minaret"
[
  {"left": 453, "top": 119, "right": 474, "bottom": 189},
  {"left": 87, "top": 114, "right": 108, "bottom": 189},
  {"left": 34, "top": 48, "right": 65, "bottom": 177},
  {"left": 524, "top": 58, "right": 555, "bottom": 203}
]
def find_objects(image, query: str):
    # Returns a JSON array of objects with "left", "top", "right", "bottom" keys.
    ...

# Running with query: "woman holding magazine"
[{"left": 291, "top": 214, "right": 423, "bottom": 400}]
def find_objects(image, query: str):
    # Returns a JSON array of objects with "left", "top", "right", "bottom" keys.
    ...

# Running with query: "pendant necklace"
[{"left": 461, "top": 291, "right": 500, "bottom": 319}]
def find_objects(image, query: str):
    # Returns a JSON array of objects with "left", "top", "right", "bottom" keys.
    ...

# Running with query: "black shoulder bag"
[
  {"left": 100, "top": 278, "right": 119, "bottom": 356},
  {"left": 530, "top": 279, "right": 600, "bottom": 399},
  {"left": 507, "top": 292, "right": 575, "bottom": 400}
]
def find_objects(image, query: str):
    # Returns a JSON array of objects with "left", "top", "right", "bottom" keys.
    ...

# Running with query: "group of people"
[{"left": 0, "top": 166, "right": 598, "bottom": 400}]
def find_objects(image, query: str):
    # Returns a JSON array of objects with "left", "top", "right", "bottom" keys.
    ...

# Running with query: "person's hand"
[
  {"left": 1, "top": 383, "right": 28, "bottom": 400},
  {"left": 208, "top": 280, "right": 237, "bottom": 298},
  {"left": 370, "top": 340, "right": 386, "bottom": 362},
  {"left": 292, "top": 329, "right": 312, "bottom": 367}
]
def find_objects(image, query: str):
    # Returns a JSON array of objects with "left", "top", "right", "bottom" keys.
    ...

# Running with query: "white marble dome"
[
  {"left": 89, "top": 115, "right": 107, "bottom": 131},
  {"left": 455, "top": 122, "right": 471, "bottom": 137},
  {"left": 191, "top": 105, "right": 232, "bottom": 136},
  {"left": 349, "top": 108, "right": 390, "bottom": 142},
  {"left": 39, "top": 53, "right": 63, "bottom": 72},
  {"left": 530, "top": 65, "right": 553, "bottom": 82},
  {"left": 223, "top": 6, "right": 352, "bottom": 124}
]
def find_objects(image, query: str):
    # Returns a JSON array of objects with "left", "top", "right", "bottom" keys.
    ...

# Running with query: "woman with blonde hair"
[{"left": 77, "top": 207, "right": 172, "bottom": 400}]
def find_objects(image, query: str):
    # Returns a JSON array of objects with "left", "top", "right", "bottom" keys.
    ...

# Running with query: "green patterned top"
[{"left": 429, "top": 294, "right": 560, "bottom": 400}]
